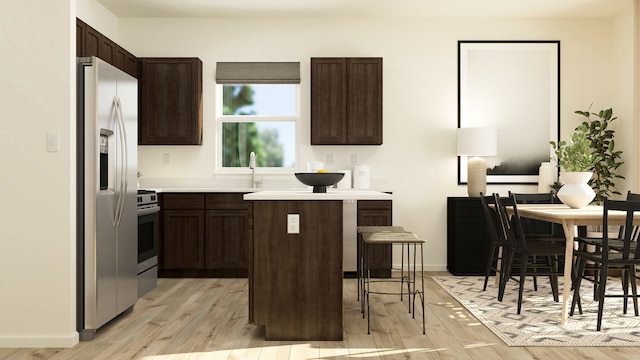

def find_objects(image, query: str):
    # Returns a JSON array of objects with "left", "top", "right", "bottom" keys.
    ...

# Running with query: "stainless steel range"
[{"left": 137, "top": 189, "right": 159, "bottom": 297}]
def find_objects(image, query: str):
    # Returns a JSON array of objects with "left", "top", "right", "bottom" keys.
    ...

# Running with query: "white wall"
[
  {"left": 611, "top": 9, "right": 636, "bottom": 194},
  {"left": 76, "top": 0, "right": 119, "bottom": 41},
  {"left": 124, "top": 15, "right": 634, "bottom": 271},
  {"left": 0, "top": 0, "right": 78, "bottom": 347}
]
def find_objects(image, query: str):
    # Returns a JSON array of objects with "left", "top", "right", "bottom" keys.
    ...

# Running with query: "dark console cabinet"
[{"left": 447, "top": 197, "right": 490, "bottom": 275}]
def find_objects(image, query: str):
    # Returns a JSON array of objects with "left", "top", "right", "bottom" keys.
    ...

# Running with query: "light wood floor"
[{"left": 2, "top": 272, "right": 640, "bottom": 359}]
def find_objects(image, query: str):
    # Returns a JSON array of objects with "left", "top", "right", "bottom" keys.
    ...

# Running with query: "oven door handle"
[{"left": 137, "top": 206, "right": 160, "bottom": 216}]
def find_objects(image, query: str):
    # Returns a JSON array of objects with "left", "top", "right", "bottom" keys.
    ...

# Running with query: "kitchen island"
[{"left": 244, "top": 190, "right": 393, "bottom": 341}]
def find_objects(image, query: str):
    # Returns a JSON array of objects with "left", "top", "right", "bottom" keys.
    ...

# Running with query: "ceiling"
[{"left": 97, "top": 0, "right": 633, "bottom": 19}]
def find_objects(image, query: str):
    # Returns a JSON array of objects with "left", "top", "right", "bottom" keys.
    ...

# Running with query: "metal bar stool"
[
  {"left": 362, "top": 231, "right": 426, "bottom": 335},
  {"left": 356, "top": 226, "right": 406, "bottom": 305}
]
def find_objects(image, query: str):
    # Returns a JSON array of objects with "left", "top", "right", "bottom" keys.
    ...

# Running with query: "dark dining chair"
[
  {"left": 508, "top": 191, "right": 565, "bottom": 242},
  {"left": 495, "top": 194, "right": 566, "bottom": 314},
  {"left": 574, "top": 191, "right": 640, "bottom": 251},
  {"left": 572, "top": 191, "right": 640, "bottom": 299},
  {"left": 479, "top": 193, "right": 508, "bottom": 294},
  {"left": 509, "top": 192, "right": 567, "bottom": 291},
  {"left": 570, "top": 198, "right": 640, "bottom": 331}
]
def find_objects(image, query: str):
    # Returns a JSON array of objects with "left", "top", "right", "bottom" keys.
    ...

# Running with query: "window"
[{"left": 216, "top": 62, "right": 300, "bottom": 172}]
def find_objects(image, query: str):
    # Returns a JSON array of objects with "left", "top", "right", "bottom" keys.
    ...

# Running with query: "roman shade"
[{"left": 216, "top": 62, "right": 300, "bottom": 84}]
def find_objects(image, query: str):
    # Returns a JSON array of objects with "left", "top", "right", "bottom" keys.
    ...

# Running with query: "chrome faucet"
[{"left": 249, "top": 151, "right": 256, "bottom": 188}]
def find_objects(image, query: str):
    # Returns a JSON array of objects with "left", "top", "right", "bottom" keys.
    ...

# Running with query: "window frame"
[{"left": 215, "top": 83, "right": 301, "bottom": 174}]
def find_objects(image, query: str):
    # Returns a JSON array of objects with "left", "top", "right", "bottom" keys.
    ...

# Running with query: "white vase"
[{"left": 557, "top": 172, "right": 595, "bottom": 209}]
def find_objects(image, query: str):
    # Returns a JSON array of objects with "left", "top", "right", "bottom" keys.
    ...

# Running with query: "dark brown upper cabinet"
[
  {"left": 81, "top": 21, "right": 101, "bottom": 58},
  {"left": 99, "top": 36, "right": 116, "bottom": 65},
  {"left": 76, "top": 20, "right": 85, "bottom": 57},
  {"left": 114, "top": 46, "right": 138, "bottom": 78},
  {"left": 76, "top": 18, "right": 138, "bottom": 78},
  {"left": 138, "top": 58, "right": 203, "bottom": 145},
  {"left": 311, "top": 57, "right": 383, "bottom": 145}
]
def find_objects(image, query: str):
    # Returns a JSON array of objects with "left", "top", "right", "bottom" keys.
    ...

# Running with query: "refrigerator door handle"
[
  {"left": 113, "top": 96, "right": 128, "bottom": 228},
  {"left": 112, "top": 97, "right": 123, "bottom": 227}
]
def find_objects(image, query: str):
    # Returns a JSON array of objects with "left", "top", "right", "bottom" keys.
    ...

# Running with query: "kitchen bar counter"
[
  {"left": 245, "top": 190, "right": 392, "bottom": 340},
  {"left": 243, "top": 189, "right": 392, "bottom": 201}
]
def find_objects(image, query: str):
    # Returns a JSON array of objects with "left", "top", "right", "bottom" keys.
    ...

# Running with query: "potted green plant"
[
  {"left": 573, "top": 106, "right": 624, "bottom": 204},
  {"left": 549, "top": 131, "right": 599, "bottom": 172},
  {"left": 549, "top": 132, "right": 599, "bottom": 208}
]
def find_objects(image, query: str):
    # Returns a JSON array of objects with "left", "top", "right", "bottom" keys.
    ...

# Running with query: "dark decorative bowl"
[{"left": 294, "top": 172, "right": 345, "bottom": 193}]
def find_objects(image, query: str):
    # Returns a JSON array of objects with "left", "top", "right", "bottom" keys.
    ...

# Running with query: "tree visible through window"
[{"left": 219, "top": 84, "right": 297, "bottom": 169}]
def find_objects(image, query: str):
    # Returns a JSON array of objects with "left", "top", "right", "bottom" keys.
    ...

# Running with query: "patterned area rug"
[{"left": 433, "top": 276, "right": 640, "bottom": 346}]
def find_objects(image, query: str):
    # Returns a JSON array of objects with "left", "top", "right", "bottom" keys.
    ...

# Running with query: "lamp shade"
[{"left": 456, "top": 127, "right": 497, "bottom": 156}]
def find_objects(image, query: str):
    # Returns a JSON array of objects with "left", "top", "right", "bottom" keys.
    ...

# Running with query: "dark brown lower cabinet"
[
  {"left": 251, "top": 200, "right": 344, "bottom": 341},
  {"left": 161, "top": 209, "right": 205, "bottom": 270},
  {"left": 159, "top": 193, "right": 251, "bottom": 278},
  {"left": 204, "top": 209, "right": 250, "bottom": 273},
  {"left": 357, "top": 200, "right": 393, "bottom": 277}
]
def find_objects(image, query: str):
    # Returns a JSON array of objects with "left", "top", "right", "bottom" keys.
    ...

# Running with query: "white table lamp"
[{"left": 457, "top": 127, "right": 497, "bottom": 197}]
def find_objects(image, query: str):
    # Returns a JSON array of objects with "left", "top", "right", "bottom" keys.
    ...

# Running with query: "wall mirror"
[{"left": 458, "top": 40, "right": 560, "bottom": 184}]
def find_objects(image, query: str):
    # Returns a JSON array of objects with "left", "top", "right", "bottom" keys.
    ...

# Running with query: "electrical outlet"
[
  {"left": 287, "top": 214, "right": 300, "bottom": 234},
  {"left": 351, "top": 154, "right": 359, "bottom": 165},
  {"left": 327, "top": 154, "right": 334, "bottom": 165}
]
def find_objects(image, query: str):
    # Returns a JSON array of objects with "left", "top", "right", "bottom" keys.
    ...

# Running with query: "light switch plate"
[{"left": 47, "top": 132, "right": 60, "bottom": 152}]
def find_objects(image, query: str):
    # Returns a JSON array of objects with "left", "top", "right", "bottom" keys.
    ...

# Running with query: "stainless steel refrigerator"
[{"left": 76, "top": 57, "right": 138, "bottom": 341}]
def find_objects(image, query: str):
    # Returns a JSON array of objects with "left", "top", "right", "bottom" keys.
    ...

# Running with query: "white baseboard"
[{"left": 0, "top": 332, "right": 79, "bottom": 348}]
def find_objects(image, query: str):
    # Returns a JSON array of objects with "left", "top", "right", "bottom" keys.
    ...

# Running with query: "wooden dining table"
[{"left": 513, "top": 203, "right": 635, "bottom": 325}]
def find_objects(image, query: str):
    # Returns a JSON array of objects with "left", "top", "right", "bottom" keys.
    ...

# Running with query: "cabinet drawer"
[
  {"left": 161, "top": 193, "right": 205, "bottom": 210},
  {"left": 357, "top": 200, "right": 392, "bottom": 212},
  {"left": 205, "top": 193, "right": 249, "bottom": 210}
]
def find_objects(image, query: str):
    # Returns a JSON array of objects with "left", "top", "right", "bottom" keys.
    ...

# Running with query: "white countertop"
[
  {"left": 138, "top": 177, "right": 392, "bottom": 194},
  {"left": 243, "top": 189, "right": 392, "bottom": 201},
  {"left": 150, "top": 187, "right": 278, "bottom": 193}
]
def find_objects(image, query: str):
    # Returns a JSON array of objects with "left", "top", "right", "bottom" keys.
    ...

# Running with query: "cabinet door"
[
  {"left": 115, "top": 45, "right": 138, "bottom": 78},
  {"left": 139, "top": 58, "right": 203, "bottom": 145},
  {"left": 347, "top": 58, "right": 383, "bottom": 145},
  {"left": 159, "top": 194, "right": 206, "bottom": 270},
  {"left": 84, "top": 25, "right": 101, "bottom": 58},
  {"left": 76, "top": 19, "right": 85, "bottom": 56},
  {"left": 357, "top": 200, "right": 392, "bottom": 277},
  {"left": 205, "top": 209, "right": 249, "bottom": 270},
  {"left": 99, "top": 36, "right": 116, "bottom": 65},
  {"left": 161, "top": 210, "right": 205, "bottom": 270},
  {"left": 311, "top": 58, "right": 347, "bottom": 145}
]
